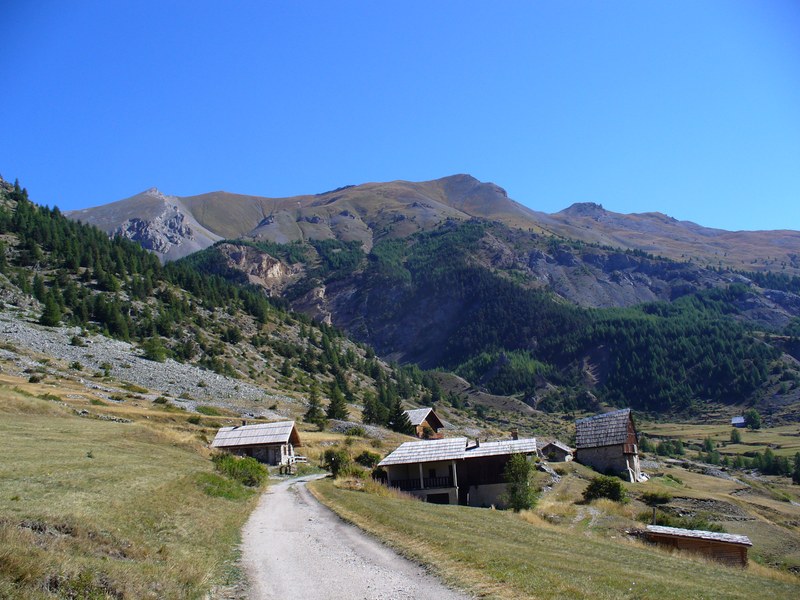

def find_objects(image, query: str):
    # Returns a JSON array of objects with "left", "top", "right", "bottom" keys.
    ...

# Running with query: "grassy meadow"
[
  {"left": 0, "top": 375, "right": 261, "bottom": 599},
  {"left": 310, "top": 475, "right": 800, "bottom": 600}
]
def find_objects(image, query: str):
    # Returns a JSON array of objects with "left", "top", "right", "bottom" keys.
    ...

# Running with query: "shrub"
[
  {"left": 730, "top": 428, "right": 742, "bottom": 444},
  {"left": 195, "top": 473, "right": 251, "bottom": 500},
  {"left": 153, "top": 396, "right": 168, "bottom": 404},
  {"left": 322, "top": 448, "right": 351, "bottom": 478},
  {"left": 641, "top": 491, "right": 672, "bottom": 506},
  {"left": 196, "top": 405, "right": 223, "bottom": 416},
  {"left": 69, "top": 361, "right": 83, "bottom": 371},
  {"left": 355, "top": 451, "right": 381, "bottom": 468},
  {"left": 582, "top": 475, "right": 627, "bottom": 503},
  {"left": 502, "top": 454, "right": 537, "bottom": 512},
  {"left": 211, "top": 452, "right": 267, "bottom": 487},
  {"left": 28, "top": 374, "right": 43, "bottom": 383},
  {"left": 744, "top": 408, "right": 761, "bottom": 430},
  {"left": 69, "top": 335, "right": 85, "bottom": 347}
]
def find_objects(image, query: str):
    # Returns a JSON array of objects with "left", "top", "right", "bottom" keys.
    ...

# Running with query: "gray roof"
[
  {"left": 575, "top": 408, "right": 633, "bottom": 449},
  {"left": 646, "top": 525, "right": 752, "bottom": 546},
  {"left": 542, "top": 440, "right": 573, "bottom": 453},
  {"left": 379, "top": 437, "right": 468, "bottom": 466},
  {"left": 211, "top": 421, "right": 298, "bottom": 449},
  {"left": 731, "top": 416, "right": 745, "bottom": 425},
  {"left": 404, "top": 408, "right": 435, "bottom": 426},
  {"left": 379, "top": 437, "right": 537, "bottom": 466},
  {"left": 465, "top": 438, "right": 538, "bottom": 458}
]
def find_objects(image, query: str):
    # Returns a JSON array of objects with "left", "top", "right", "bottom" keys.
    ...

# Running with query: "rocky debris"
[
  {"left": 0, "top": 308, "right": 290, "bottom": 412},
  {"left": 328, "top": 420, "right": 387, "bottom": 439}
]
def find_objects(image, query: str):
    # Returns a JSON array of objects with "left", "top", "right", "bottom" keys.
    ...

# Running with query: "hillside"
[
  {"left": 67, "top": 175, "right": 800, "bottom": 275},
  {"left": 183, "top": 221, "right": 800, "bottom": 420},
  {"left": 0, "top": 176, "right": 473, "bottom": 436}
]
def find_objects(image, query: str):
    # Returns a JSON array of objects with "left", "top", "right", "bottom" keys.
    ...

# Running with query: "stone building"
[{"left": 575, "top": 408, "right": 642, "bottom": 481}]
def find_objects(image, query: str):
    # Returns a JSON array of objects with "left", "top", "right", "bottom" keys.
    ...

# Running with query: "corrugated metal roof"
[
  {"left": 575, "top": 408, "right": 632, "bottom": 449},
  {"left": 465, "top": 438, "right": 538, "bottom": 458},
  {"left": 404, "top": 408, "right": 434, "bottom": 426},
  {"left": 378, "top": 437, "right": 538, "bottom": 466},
  {"left": 646, "top": 525, "right": 752, "bottom": 546},
  {"left": 211, "top": 421, "right": 296, "bottom": 448},
  {"left": 378, "top": 437, "right": 468, "bottom": 466}
]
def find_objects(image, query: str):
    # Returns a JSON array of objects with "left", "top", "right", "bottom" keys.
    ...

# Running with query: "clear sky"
[{"left": 1, "top": 1, "right": 799, "bottom": 231}]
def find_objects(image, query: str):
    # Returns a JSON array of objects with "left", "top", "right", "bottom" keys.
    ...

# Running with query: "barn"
[
  {"left": 575, "top": 408, "right": 642, "bottom": 482},
  {"left": 211, "top": 421, "right": 301, "bottom": 466},
  {"left": 404, "top": 408, "right": 445, "bottom": 439},
  {"left": 644, "top": 525, "right": 752, "bottom": 567}
]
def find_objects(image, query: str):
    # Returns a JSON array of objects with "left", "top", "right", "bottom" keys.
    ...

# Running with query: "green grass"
[
  {"left": 0, "top": 391, "right": 260, "bottom": 598},
  {"left": 196, "top": 404, "right": 223, "bottom": 416},
  {"left": 310, "top": 479, "right": 799, "bottom": 600}
]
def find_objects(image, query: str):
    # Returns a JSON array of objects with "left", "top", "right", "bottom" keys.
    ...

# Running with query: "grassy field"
[
  {"left": 642, "top": 422, "right": 800, "bottom": 458},
  {"left": 310, "top": 477, "right": 799, "bottom": 600},
  {"left": 0, "top": 378, "right": 261, "bottom": 599}
]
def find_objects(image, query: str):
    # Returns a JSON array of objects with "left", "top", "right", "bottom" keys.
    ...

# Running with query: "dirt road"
[{"left": 240, "top": 475, "right": 469, "bottom": 600}]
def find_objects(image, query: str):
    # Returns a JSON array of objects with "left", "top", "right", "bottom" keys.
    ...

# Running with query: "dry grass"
[
  {"left": 311, "top": 479, "right": 800, "bottom": 599},
  {"left": 0, "top": 380, "right": 259, "bottom": 598}
]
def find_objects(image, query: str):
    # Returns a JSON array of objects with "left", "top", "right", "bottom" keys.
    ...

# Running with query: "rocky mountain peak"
[{"left": 560, "top": 202, "right": 606, "bottom": 216}]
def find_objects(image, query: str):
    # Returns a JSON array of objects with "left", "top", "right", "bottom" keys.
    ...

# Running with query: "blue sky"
[{"left": 1, "top": 1, "right": 799, "bottom": 231}]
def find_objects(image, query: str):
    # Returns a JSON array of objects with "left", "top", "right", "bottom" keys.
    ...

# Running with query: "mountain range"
[
  {"left": 67, "top": 175, "right": 800, "bottom": 275},
  {"left": 58, "top": 175, "right": 800, "bottom": 421}
]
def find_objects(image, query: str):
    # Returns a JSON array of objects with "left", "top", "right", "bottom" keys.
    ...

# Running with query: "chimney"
[
  {"left": 242, "top": 420, "right": 247, "bottom": 427},
  {"left": 475, "top": 439, "right": 480, "bottom": 448},
  {"left": 511, "top": 429, "right": 519, "bottom": 440}
]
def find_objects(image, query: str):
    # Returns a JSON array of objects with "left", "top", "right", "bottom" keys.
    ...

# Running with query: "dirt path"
[{"left": 240, "top": 475, "right": 469, "bottom": 600}]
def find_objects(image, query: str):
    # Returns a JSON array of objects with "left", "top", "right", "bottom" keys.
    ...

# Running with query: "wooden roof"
[
  {"left": 211, "top": 421, "right": 301, "bottom": 449},
  {"left": 575, "top": 408, "right": 633, "bottom": 449},
  {"left": 379, "top": 437, "right": 538, "bottom": 466},
  {"left": 464, "top": 438, "right": 538, "bottom": 458},
  {"left": 542, "top": 440, "right": 573, "bottom": 453},
  {"left": 646, "top": 525, "right": 752, "bottom": 547},
  {"left": 404, "top": 407, "right": 444, "bottom": 429}
]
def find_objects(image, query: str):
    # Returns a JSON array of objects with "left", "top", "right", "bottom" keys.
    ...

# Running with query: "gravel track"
[{"left": 240, "top": 476, "right": 470, "bottom": 600}]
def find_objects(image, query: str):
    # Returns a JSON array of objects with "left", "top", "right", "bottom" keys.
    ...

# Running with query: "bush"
[
  {"left": 322, "top": 448, "right": 351, "bottom": 478},
  {"left": 211, "top": 452, "right": 267, "bottom": 487},
  {"left": 196, "top": 405, "right": 223, "bottom": 416},
  {"left": 502, "top": 454, "right": 537, "bottom": 512},
  {"left": 641, "top": 491, "right": 672, "bottom": 506},
  {"left": 582, "top": 475, "right": 627, "bottom": 503},
  {"left": 28, "top": 374, "right": 43, "bottom": 383},
  {"left": 355, "top": 451, "right": 381, "bottom": 468},
  {"left": 187, "top": 415, "right": 202, "bottom": 425},
  {"left": 153, "top": 396, "right": 168, "bottom": 404}
]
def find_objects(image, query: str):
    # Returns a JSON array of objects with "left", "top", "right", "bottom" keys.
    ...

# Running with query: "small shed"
[
  {"left": 575, "top": 408, "right": 642, "bottom": 482},
  {"left": 211, "top": 421, "right": 301, "bottom": 466},
  {"left": 644, "top": 525, "right": 752, "bottom": 567},
  {"left": 731, "top": 416, "right": 746, "bottom": 428},
  {"left": 541, "top": 440, "right": 573, "bottom": 462},
  {"left": 404, "top": 408, "right": 445, "bottom": 439}
]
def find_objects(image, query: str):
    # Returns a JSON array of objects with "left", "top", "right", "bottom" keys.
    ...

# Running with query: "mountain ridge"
[{"left": 66, "top": 175, "right": 800, "bottom": 275}]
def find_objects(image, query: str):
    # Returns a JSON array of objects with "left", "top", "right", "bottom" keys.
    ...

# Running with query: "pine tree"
[
  {"left": 387, "top": 399, "right": 414, "bottom": 435},
  {"left": 304, "top": 384, "right": 327, "bottom": 429},
  {"left": 39, "top": 294, "right": 62, "bottom": 327},
  {"left": 326, "top": 383, "right": 349, "bottom": 420}
]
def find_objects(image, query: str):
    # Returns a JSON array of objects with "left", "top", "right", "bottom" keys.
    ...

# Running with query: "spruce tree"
[{"left": 326, "top": 383, "right": 349, "bottom": 420}]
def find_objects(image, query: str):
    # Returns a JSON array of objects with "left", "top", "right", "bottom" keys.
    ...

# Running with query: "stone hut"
[
  {"left": 575, "top": 408, "right": 642, "bottom": 481},
  {"left": 541, "top": 440, "right": 573, "bottom": 462}
]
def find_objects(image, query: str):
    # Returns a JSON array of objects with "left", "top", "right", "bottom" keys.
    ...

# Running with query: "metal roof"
[
  {"left": 211, "top": 421, "right": 299, "bottom": 449},
  {"left": 731, "top": 416, "right": 745, "bottom": 425},
  {"left": 378, "top": 436, "right": 538, "bottom": 466},
  {"left": 646, "top": 525, "right": 752, "bottom": 546},
  {"left": 378, "top": 437, "right": 468, "bottom": 466},
  {"left": 575, "top": 408, "right": 633, "bottom": 449},
  {"left": 465, "top": 438, "right": 538, "bottom": 458}
]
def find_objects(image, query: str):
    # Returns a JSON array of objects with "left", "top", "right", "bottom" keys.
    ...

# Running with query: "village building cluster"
[{"left": 210, "top": 405, "right": 751, "bottom": 565}]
